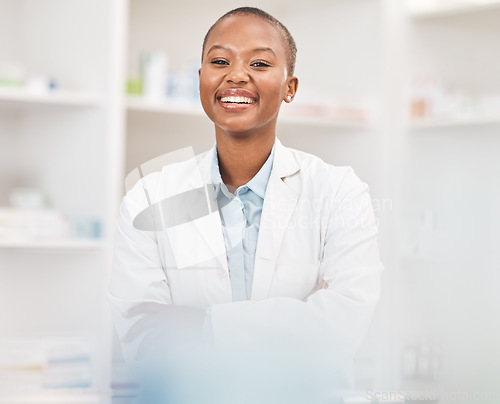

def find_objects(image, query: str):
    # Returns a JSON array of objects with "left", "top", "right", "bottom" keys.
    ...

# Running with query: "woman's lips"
[{"left": 217, "top": 88, "right": 258, "bottom": 111}]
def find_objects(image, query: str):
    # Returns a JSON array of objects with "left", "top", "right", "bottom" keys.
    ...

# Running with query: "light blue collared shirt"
[{"left": 210, "top": 143, "right": 275, "bottom": 301}]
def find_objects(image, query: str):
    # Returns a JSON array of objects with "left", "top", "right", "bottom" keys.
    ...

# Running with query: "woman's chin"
[{"left": 216, "top": 122, "right": 258, "bottom": 137}]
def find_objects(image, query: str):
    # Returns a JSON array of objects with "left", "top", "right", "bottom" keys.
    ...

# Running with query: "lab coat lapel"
[
  {"left": 252, "top": 139, "right": 300, "bottom": 300},
  {"left": 170, "top": 149, "right": 229, "bottom": 274}
]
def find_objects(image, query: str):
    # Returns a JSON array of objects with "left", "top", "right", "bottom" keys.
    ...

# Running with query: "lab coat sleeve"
[
  {"left": 107, "top": 181, "right": 172, "bottom": 363},
  {"left": 209, "top": 167, "right": 383, "bottom": 363}
]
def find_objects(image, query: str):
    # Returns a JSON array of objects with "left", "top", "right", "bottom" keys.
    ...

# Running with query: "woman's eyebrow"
[
  {"left": 207, "top": 45, "right": 229, "bottom": 56},
  {"left": 206, "top": 45, "right": 276, "bottom": 57},
  {"left": 252, "top": 47, "right": 276, "bottom": 57}
]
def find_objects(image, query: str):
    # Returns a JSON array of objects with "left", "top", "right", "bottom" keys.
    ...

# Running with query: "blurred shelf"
[
  {"left": 126, "top": 96, "right": 204, "bottom": 116},
  {"left": 0, "top": 238, "right": 105, "bottom": 251},
  {"left": 410, "top": 1, "right": 500, "bottom": 19},
  {"left": 0, "top": 88, "right": 102, "bottom": 108},
  {"left": 278, "top": 113, "right": 370, "bottom": 128},
  {"left": 126, "top": 96, "right": 370, "bottom": 128},
  {"left": 410, "top": 116, "right": 500, "bottom": 128},
  {"left": 0, "top": 390, "right": 100, "bottom": 404}
]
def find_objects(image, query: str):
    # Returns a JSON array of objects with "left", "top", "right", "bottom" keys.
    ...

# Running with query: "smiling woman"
[
  {"left": 109, "top": 6, "right": 383, "bottom": 404},
  {"left": 199, "top": 10, "right": 298, "bottom": 182}
]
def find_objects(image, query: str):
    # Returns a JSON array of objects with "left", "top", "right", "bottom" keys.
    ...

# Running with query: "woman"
[{"left": 109, "top": 7, "right": 383, "bottom": 403}]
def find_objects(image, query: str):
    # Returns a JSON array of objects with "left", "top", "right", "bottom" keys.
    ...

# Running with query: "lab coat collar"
[
  {"left": 209, "top": 141, "right": 276, "bottom": 200},
  {"left": 193, "top": 137, "right": 299, "bottom": 186},
  {"left": 184, "top": 137, "right": 301, "bottom": 300},
  {"left": 272, "top": 137, "right": 300, "bottom": 179}
]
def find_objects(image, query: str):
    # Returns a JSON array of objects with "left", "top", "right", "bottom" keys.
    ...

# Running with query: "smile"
[
  {"left": 216, "top": 89, "right": 258, "bottom": 111},
  {"left": 219, "top": 96, "right": 256, "bottom": 104}
]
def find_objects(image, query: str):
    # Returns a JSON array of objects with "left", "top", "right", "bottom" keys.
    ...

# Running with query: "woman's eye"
[
  {"left": 211, "top": 59, "right": 229, "bottom": 65},
  {"left": 251, "top": 61, "right": 270, "bottom": 67}
]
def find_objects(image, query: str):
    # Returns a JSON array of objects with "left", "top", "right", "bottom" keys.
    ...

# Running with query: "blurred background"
[{"left": 0, "top": 0, "right": 499, "bottom": 402}]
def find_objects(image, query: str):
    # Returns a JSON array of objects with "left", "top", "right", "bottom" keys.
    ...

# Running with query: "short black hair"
[{"left": 202, "top": 7, "right": 297, "bottom": 76}]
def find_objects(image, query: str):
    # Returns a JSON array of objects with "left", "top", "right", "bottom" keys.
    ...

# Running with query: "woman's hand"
[{"left": 305, "top": 277, "right": 328, "bottom": 300}]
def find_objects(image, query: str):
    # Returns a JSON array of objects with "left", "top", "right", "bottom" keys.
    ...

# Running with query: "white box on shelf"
[{"left": 0, "top": 208, "right": 69, "bottom": 241}]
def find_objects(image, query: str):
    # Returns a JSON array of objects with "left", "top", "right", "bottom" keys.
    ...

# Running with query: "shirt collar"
[{"left": 210, "top": 141, "right": 275, "bottom": 200}]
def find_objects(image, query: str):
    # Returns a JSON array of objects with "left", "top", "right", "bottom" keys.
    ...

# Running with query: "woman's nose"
[{"left": 227, "top": 62, "right": 249, "bottom": 83}]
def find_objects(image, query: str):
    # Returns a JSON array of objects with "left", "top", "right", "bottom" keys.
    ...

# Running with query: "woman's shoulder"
[
  {"left": 284, "top": 145, "right": 360, "bottom": 186},
  {"left": 122, "top": 148, "right": 212, "bottom": 207},
  {"left": 282, "top": 145, "right": 371, "bottom": 210}
]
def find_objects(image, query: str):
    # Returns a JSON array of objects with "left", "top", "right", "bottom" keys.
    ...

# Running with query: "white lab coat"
[{"left": 108, "top": 137, "right": 383, "bottom": 395}]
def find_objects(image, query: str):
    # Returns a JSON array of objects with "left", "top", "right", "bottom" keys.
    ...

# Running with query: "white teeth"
[{"left": 220, "top": 96, "right": 255, "bottom": 104}]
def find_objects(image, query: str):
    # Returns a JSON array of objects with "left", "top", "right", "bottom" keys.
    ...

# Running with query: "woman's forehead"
[{"left": 205, "top": 14, "right": 287, "bottom": 56}]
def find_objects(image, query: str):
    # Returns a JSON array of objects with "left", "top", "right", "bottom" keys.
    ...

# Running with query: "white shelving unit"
[
  {"left": 279, "top": 113, "right": 371, "bottom": 128},
  {"left": 410, "top": 116, "right": 500, "bottom": 128},
  {"left": 126, "top": 95, "right": 203, "bottom": 116},
  {"left": 0, "top": 390, "right": 101, "bottom": 404},
  {"left": 0, "top": 0, "right": 126, "bottom": 402},
  {"left": 408, "top": 0, "right": 500, "bottom": 19},
  {"left": 0, "top": 88, "right": 102, "bottom": 108},
  {"left": 397, "top": 0, "right": 500, "bottom": 396},
  {"left": 0, "top": 238, "right": 106, "bottom": 250}
]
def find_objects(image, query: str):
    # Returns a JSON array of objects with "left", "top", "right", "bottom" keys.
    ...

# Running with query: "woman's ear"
[{"left": 284, "top": 76, "right": 299, "bottom": 103}]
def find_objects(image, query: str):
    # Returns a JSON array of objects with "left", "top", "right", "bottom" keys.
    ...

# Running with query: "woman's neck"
[{"left": 215, "top": 130, "right": 275, "bottom": 190}]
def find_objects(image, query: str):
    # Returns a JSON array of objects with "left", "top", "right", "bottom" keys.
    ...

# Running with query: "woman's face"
[{"left": 199, "top": 14, "right": 298, "bottom": 138}]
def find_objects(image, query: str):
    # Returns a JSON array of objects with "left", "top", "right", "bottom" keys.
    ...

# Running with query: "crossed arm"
[{"left": 108, "top": 167, "right": 382, "bottom": 365}]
